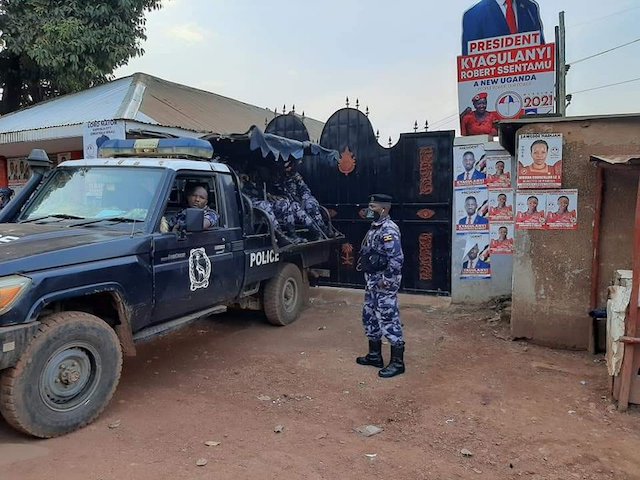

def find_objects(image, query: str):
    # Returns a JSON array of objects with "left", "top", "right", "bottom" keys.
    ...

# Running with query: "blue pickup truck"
[{"left": 0, "top": 136, "right": 341, "bottom": 438}]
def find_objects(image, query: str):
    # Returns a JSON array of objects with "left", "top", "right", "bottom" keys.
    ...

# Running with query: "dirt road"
[{"left": 1, "top": 288, "right": 639, "bottom": 480}]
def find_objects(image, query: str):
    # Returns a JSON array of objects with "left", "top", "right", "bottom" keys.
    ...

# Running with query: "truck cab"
[{"left": 0, "top": 137, "right": 341, "bottom": 438}]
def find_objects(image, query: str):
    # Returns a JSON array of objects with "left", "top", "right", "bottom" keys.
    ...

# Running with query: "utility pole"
[{"left": 555, "top": 11, "right": 567, "bottom": 116}]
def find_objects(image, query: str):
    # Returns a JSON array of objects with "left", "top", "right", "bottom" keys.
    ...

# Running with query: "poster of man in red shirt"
[
  {"left": 488, "top": 188, "right": 514, "bottom": 222},
  {"left": 490, "top": 223, "right": 514, "bottom": 255},
  {"left": 545, "top": 190, "right": 578, "bottom": 230},
  {"left": 486, "top": 154, "right": 512, "bottom": 188},
  {"left": 515, "top": 192, "right": 546, "bottom": 230}
]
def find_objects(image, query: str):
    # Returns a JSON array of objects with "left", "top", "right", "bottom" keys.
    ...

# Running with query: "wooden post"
[
  {"left": 589, "top": 165, "right": 605, "bottom": 353},
  {"left": 617, "top": 176, "right": 640, "bottom": 411}
]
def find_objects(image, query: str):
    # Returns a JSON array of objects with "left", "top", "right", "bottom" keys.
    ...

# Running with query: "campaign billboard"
[{"left": 458, "top": 1, "right": 555, "bottom": 136}]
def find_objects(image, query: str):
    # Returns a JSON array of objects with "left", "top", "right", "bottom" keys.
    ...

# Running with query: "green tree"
[{"left": 0, "top": 0, "right": 162, "bottom": 114}]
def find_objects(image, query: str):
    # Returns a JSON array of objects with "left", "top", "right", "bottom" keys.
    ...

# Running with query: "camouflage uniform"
[
  {"left": 241, "top": 180, "right": 283, "bottom": 230},
  {"left": 283, "top": 172, "right": 328, "bottom": 231},
  {"left": 268, "top": 197, "right": 313, "bottom": 229},
  {"left": 269, "top": 178, "right": 318, "bottom": 231},
  {"left": 169, "top": 207, "right": 219, "bottom": 231},
  {"left": 361, "top": 216, "right": 404, "bottom": 346}
]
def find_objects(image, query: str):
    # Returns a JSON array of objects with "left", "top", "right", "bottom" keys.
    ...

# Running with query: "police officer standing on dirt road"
[{"left": 356, "top": 194, "right": 405, "bottom": 378}]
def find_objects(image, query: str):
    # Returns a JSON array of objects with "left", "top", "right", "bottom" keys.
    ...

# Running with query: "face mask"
[{"left": 366, "top": 208, "right": 381, "bottom": 221}]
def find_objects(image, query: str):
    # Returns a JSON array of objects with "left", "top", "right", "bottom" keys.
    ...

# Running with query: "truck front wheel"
[
  {"left": 0, "top": 311, "right": 122, "bottom": 438},
  {"left": 263, "top": 263, "right": 304, "bottom": 326}
]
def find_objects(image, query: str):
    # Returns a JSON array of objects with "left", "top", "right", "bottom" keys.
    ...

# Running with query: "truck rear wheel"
[
  {"left": 264, "top": 263, "right": 304, "bottom": 326},
  {"left": 0, "top": 311, "right": 122, "bottom": 438}
]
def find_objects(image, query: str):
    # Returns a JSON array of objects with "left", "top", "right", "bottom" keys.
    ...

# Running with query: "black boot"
[
  {"left": 378, "top": 344, "right": 405, "bottom": 378},
  {"left": 308, "top": 225, "right": 324, "bottom": 241},
  {"left": 356, "top": 339, "right": 384, "bottom": 368},
  {"left": 285, "top": 225, "right": 307, "bottom": 244},
  {"left": 274, "top": 228, "right": 293, "bottom": 247}
]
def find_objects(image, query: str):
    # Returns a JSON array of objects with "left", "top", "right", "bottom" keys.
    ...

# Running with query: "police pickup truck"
[{"left": 0, "top": 137, "right": 340, "bottom": 438}]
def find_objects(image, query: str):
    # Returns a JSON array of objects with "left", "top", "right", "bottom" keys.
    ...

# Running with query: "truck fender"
[{"left": 26, "top": 282, "right": 136, "bottom": 356}]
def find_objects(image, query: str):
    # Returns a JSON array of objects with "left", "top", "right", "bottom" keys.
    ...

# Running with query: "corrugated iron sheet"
[
  {"left": 590, "top": 154, "right": 640, "bottom": 165},
  {"left": 0, "top": 78, "right": 135, "bottom": 134}
]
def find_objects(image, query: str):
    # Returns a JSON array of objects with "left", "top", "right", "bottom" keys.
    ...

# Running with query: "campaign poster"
[
  {"left": 461, "top": 1, "right": 545, "bottom": 56},
  {"left": 488, "top": 188, "right": 514, "bottom": 222},
  {"left": 486, "top": 154, "right": 512, "bottom": 188},
  {"left": 545, "top": 189, "right": 578, "bottom": 230},
  {"left": 490, "top": 223, "right": 515, "bottom": 255},
  {"left": 517, "top": 133, "right": 563, "bottom": 189},
  {"left": 83, "top": 120, "right": 126, "bottom": 159},
  {"left": 456, "top": 187, "right": 489, "bottom": 233},
  {"left": 7, "top": 158, "right": 31, "bottom": 187},
  {"left": 457, "top": 37, "right": 556, "bottom": 136},
  {"left": 461, "top": 233, "right": 491, "bottom": 279},
  {"left": 515, "top": 191, "right": 547, "bottom": 230},
  {"left": 453, "top": 144, "right": 486, "bottom": 188}
]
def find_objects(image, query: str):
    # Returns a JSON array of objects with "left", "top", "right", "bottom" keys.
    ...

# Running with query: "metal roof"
[
  {"left": 0, "top": 72, "right": 324, "bottom": 142},
  {"left": 59, "top": 157, "right": 231, "bottom": 173},
  {"left": 0, "top": 77, "right": 142, "bottom": 134}
]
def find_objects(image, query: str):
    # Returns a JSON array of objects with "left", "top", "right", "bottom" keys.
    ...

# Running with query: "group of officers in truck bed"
[{"left": 238, "top": 158, "right": 332, "bottom": 246}]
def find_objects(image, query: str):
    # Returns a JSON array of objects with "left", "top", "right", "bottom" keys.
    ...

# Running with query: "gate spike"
[
  {"left": 274, "top": 108, "right": 278, "bottom": 115},
  {"left": 283, "top": 104, "right": 286, "bottom": 114},
  {"left": 265, "top": 117, "right": 268, "bottom": 127},
  {"left": 424, "top": 120, "right": 429, "bottom": 132},
  {"left": 345, "top": 96, "right": 349, "bottom": 108},
  {"left": 388, "top": 136, "right": 392, "bottom": 147},
  {"left": 292, "top": 104, "right": 295, "bottom": 113},
  {"left": 414, "top": 120, "right": 418, "bottom": 133},
  {"left": 375, "top": 129, "right": 380, "bottom": 140},
  {"left": 365, "top": 106, "right": 369, "bottom": 117},
  {"left": 301, "top": 110, "right": 305, "bottom": 120},
  {"left": 355, "top": 98, "right": 359, "bottom": 110}
]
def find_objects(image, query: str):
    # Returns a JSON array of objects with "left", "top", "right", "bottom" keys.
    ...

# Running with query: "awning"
[
  {"left": 590, "top": 154, "right": 640, "bottom": 165},
  {"left": 203, "top": 126, "right": 339, "bottom": 163}
]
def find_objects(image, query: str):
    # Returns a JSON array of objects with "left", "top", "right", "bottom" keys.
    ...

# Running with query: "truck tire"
[
  {"left": 0, "top": 311, "right": 122, "bottom": 438},
  {"left": 263, "top": 263, "right": 304, "bottom": 326}
]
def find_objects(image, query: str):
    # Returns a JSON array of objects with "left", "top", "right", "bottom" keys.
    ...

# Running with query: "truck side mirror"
[{"left": 185, "top": 208, "right": 205, "bottom": 232}]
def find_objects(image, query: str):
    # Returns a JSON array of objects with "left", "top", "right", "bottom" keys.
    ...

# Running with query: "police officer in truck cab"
[
  {"left": 356, "top": 194, "right": 405, "bottom": 378},
  {"left": 169, "top": 184, "right": 219, "bottom": 232}
]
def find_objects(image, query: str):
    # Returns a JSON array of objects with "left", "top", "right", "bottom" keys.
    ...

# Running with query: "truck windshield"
[{"left": 21, "top": 167, "right": 165, "bottom": 223}]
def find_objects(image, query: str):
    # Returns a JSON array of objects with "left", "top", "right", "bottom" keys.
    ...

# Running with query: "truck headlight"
[{"left": 0, "top": 275, "right": 31, "bottom": 315}]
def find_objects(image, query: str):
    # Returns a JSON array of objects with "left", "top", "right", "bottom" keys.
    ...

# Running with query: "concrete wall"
[
  {"left": 451, "top": 137, "right": 514, "bottom": 303},
  {"left": 511, "top": 118, "right": 640, "bottom": 349}
]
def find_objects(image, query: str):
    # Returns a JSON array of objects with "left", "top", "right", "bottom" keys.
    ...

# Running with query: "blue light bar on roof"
[{"left": 98, "top": 138, "right": 214, "bottom": 160}]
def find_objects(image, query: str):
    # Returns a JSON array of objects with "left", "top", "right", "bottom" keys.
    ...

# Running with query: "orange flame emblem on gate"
[
  {"left": 338, "top": 146, "right": 356, "bottom": 175},
  {"left": 341, "top": 243, "right": 355, "bottom": 267}
]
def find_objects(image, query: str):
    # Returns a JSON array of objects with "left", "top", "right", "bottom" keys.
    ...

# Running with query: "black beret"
[{"left": 369, "top": 194, "right": 392, "bottom": 203}]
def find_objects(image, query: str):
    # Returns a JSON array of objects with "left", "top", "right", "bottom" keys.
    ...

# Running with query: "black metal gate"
[{"left": 266, "top": 109, "right": 453, "bottom": 294}]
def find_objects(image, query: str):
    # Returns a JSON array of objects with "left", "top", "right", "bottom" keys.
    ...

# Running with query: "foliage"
[{"left": 0, "top": 0, "right": 162, "bottom": 114}]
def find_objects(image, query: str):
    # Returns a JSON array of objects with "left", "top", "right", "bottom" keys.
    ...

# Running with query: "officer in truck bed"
[
  {"left": 267, "top": 173, "right": 323, "bottom": 242},
  {"left": 239, "top": 173, "right": 304, "bottom": 246},
  {"left": 280, "top": 158, "right": 330, "bottom": 236}
]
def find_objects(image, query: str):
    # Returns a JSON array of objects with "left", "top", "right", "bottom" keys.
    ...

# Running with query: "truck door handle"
[{"left": 213, "top": 244, "right": 226, "bottom": 253}]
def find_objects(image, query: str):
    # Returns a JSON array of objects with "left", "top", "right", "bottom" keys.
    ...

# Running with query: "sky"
[{"left": 115, "top": 0, "right": 640, "bottom": 142}]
